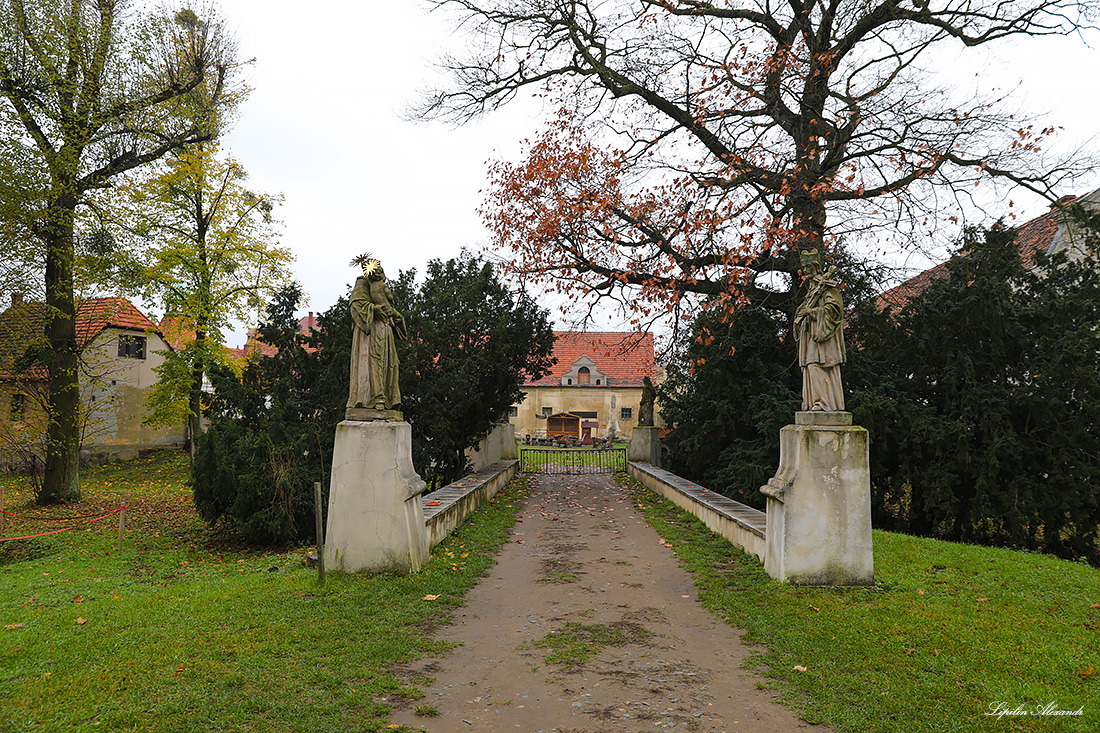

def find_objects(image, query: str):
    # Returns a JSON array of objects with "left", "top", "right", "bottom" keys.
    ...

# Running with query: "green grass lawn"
[
  {"left": 3, "top": 456, "right": 1096, "bottom": 732},
  {"left": 1, "top": 453, "right": 526, "bottom": 733},
  {"left": 620, "top": 474, "right": 1100, "bottom": 733}
]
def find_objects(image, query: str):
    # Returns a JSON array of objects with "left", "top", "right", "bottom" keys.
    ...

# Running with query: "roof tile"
[
  {"left": 875, "top": 195, "right": 1084, "bottom": 313},
  {"left": 526, "top": 331, "right": 658, "bottom": 388}
]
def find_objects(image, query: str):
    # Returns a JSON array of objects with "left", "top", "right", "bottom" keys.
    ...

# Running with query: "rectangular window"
[
  {"left": 573, "top": 411, "right": 597, "bottom": 418},
  {"left": 620, "top": 407, "right": 633, "bottom": 420},
  {"left": 542, "top": 407, "right": 553, "bottom": 416},
  {"left": 508, "top": 406, "right": 518, "bottom": 417},
  {"left": 11, "top": 393, "right": 26, "bottom": 421},
  {"left": 118, "top": 334, "right": 146, "bottom": 359}
]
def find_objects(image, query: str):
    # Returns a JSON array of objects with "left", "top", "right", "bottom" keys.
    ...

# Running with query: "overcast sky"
[{"left": 215, "top": 1, "right": 1099, "bottom": 348}]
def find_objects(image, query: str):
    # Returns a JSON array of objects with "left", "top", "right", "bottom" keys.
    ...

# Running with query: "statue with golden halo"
[{"left": 347, "top": 254, "right": 406, "bottom": 416}]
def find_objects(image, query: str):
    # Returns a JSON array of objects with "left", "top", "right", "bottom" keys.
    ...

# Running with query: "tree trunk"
[
  {"left": 187, "top": 328, "right": 206, "bottom": 461},
  {"left": 40, "top": 197, "right": 81, "bottom": 504}
]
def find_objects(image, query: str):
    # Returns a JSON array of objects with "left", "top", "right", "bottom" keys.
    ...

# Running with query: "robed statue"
[
  {"left": 347, "top": 255, "right": 406, "bottom": 414},
  {"left": 638, "top": 376, "right": 656, "bottom": 427},
  {"left": 794, "top": 249, "right": 846, "bottom": 412}
]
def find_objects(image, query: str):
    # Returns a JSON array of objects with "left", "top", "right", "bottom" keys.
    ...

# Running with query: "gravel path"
[{"left": 391, "top": 473, "right": 832, "bottom": 732}]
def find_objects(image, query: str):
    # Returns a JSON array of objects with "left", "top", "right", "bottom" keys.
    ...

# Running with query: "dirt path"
[{"left": 391, "top": 473, "right": 832, "bottom": 733}]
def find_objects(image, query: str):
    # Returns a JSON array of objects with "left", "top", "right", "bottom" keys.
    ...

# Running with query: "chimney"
[{"left": 308, "top": 311, "right": 314, "bottom": 331}]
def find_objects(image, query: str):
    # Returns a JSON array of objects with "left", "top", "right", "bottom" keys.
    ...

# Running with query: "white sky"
[{"left": 215, "top": 1, "right": 1100, "bottom": 348}]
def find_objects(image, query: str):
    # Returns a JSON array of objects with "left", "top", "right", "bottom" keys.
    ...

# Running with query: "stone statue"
[
  {"left": 347, "top": 255, "right": 406, "bottom": 415},
  {"left": 638, "top": 376, "right": 656, "bottom": 426},
  {"left": 794, "top": 249, "right": 846, "bottom": 412}
]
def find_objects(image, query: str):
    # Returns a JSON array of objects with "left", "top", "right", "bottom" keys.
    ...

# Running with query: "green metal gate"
[{"left": 519, "top": 447, "right": 627, "bottom": 474}]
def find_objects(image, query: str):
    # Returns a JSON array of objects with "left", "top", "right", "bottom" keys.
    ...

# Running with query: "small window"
[
  {"left": 595, "top": 379, "right": 601, "bottom": 385},
  {"left": 542, "top": 407, "right": 553, "bottom": 416},
  {"left": 11, "top": 393, "right": 26, "bottom": 421},
  {"left": 508, "top": 406, "right": 518, "bottom": 417},
  {"left": 567, "top": 378, "right": 572, "bottom": 385},
  {"left": 118, "top": 334, "right": 146, "bottom": 359},
  {"left": 620, "top": 407, "right": 633, "bottom": 420},
  {"left": 578, "top": 366, "right": 591, "bottom": 385}
]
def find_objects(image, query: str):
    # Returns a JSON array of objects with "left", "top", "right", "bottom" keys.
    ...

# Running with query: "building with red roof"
[
  {"left": 508, "top": 331, "right": 662, "bottom": 444},
  {"left": 0, "top": 295, "right": 185, "bottom": 467},
  {"left": 875, "top": 188, "right": 1100, "bottom": 313},
  {"left": 235, "top": 311, "right": 320, "bottom": 361}
]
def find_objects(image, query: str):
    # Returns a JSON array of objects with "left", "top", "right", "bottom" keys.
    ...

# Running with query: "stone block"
[
  {"left": 628, "top": 425, "right": 661, "bottom": 466},
  {"left": 760, "top": 417, "right": 873, "bottom": 586},
  {"left": 324, "top": 420, "right": 428, "bottom": 574}
]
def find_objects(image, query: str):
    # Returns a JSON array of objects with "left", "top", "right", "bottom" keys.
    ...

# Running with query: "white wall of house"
[{"left": 79, "top": 327, "right": 185, "bottom": 461}]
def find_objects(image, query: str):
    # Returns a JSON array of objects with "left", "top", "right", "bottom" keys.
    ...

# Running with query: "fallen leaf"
[
  {"left": 905, "top": 648, "right": 916, "bottom": 655},
  {"left": 4, "top": 623, "right": 25, "bottom": 631},
  {"left": 976, "top": 598, "right": 989, "bottom": 603},
  {"left": 933, "top": 649, "right": 940, "bottom": 657},
  {"left": 809, "top": 605, "right": 820, "bottom": 612},
  {"left": 917, "top": 589, "right": 925, "bottom": 595},
  {"left": 515, "top": 539, "right": 525, "bottom": 544},
  {"left": 682, "top": 595, "right": 690, "bottom": 598},
  {"left": 425, "top": 501, "right": 442, "bottom": 507},
  {"left": 1090, "top": 603, "right": 1099, "bottom": 609},
  {"left": 72, "top": 596, "right": 84, "bottom": 604},
  {"left": 422, "top": 594, "right": 440, "bottom": 601},
  {"left": 1080, "top": 665, "right": 1094, "bottom": 679},
  {"left": 793, "top": 665, "right": 807, "bottom": 672},
  {"left": 75, "top": 618, "right": 87, "bottom": 625}
]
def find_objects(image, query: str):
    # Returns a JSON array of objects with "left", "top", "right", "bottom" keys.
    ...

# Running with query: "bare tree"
[
  {"left": 0, "top": 0, "right": 243, "bottom": 503},
  {"left": 419, "top": 0, "right": 1098, "bottom": 328}
]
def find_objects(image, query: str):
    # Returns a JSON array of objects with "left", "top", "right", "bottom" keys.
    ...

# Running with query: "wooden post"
[
  {"left": 117, "top": 504, "right": 125, "bottom": 551},
  {"left": 1, "top": 485, "right": 5, "bottom": 537},
  {"left": 314, "top": 482, "right": 325, "bottom": 583}
]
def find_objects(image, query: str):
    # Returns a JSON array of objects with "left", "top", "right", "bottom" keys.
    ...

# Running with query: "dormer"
[{"left": 561, "top": 356, "right": 608, "bottom": 386}]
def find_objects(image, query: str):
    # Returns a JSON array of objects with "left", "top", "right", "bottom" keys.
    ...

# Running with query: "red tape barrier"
[
  {"left": 0, "top": 506, "right": 124, "bottom": 542},
  {"left": 4, "top": 508, "right": 120, "bottom": 521}
]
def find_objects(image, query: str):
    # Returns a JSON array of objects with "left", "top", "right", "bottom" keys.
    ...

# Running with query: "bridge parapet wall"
[
  {"left": 627, "top": 462, "right": 766, "bottom": 562},
  {"left": 424, "top": 461, "right": 519, "bottom": 550}
]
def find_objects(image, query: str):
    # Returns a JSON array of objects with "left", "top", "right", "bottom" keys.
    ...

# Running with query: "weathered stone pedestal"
[
  {"left": 760, "top": 411, "right": 873, "bottom": 586},
  {"left": 628, "top": 426, "right": 661, "bottom": 466},
  {"left": 325, "top": 418, "right": 428, "bottom": 574}
]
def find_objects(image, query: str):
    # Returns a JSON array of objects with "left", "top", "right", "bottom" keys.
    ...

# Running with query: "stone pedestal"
[
  {"left": 628, "top": 426, "right": 661, "bottom": 466},
  {"left": 325, "top": 420, "right": 428, "bottom": 574},
  {"left": 760, "top": 411, "right": 873, "bottom": 586}
]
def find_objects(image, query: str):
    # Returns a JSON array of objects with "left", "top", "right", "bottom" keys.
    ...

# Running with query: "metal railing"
[{"left": 519, "top": 447, "right": 627, "bottom": 474}]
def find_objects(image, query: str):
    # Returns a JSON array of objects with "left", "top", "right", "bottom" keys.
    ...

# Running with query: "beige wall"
[
  {"left": 0, "top": 327, "right": 185, "bottom": 469},
  {"left": 509, "top": 385, "right": 659, "bottom": 441},
  {"left": 79, "top": 328, "right": 185, "bottom": 460}
]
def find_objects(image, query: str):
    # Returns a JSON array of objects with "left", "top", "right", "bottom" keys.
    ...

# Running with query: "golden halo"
[{"left": 350, "top": 252, "right": 381, "bottom": 275}]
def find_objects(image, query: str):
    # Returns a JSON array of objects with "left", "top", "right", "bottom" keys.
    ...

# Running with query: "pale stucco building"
[
  {"left": 508, "top": 331, "right": 662, "bottom": 444},
  {"left": 0, "top": 296, "right": 185, "bottom": 467}
]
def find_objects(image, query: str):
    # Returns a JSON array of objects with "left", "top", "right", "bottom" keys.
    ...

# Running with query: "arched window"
[{"left": 578, "top": 366, "right": 591, "bottom": 385}]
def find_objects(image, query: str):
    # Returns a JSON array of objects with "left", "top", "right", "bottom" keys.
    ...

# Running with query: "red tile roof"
[
  {"left": 74, "top": 298, "right": 157, "bottom": 346},
  {"left": 1, "top": 297, "right": 159, "bottom": 380},
  {"left": 526, "top": 331, "right": 658, "bottom": 388},
  {"left": 158, "top": 315, "right": 194, "bottom": 351},
  {"left": 875, "top": 194, "right": 1085, "bottom": 313},
  {"left": 239, "top": 313, "right": 319, "bottom": 360}
]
